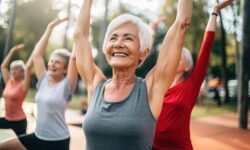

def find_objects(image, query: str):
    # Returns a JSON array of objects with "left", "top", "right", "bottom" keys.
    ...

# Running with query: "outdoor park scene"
[{"left": 0, "top": 0, "right": 249, "bottom": 150}]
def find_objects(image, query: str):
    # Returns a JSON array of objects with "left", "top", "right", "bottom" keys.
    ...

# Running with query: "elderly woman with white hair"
[
  {"left": 152, "top": 0, "right": 234, "bottom": 149},
  {"left": 0, "top": 44, "right": 32, "bottom": 136},
  {"left": 74, "top": 0, "right": 192, "bottom": 149},
  {"left": 0, "top": 17, "right": 78, "bottom": 150}
]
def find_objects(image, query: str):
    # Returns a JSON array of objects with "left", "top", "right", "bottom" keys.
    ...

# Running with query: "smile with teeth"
[
  {"left": 112, "top": 52, "right": 128, "bottom": 57},
  {"left": 49, "top": 68, "right": 57, "bottom": 72}
]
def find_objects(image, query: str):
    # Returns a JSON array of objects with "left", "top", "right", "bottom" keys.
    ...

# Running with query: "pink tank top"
[{"left": 2, "top": 78, "right": 27, "bottom": 121}]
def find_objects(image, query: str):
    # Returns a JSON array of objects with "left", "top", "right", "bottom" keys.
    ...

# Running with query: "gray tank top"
[
  {"left": 35, "top": 73, "right": 73, "bottom": 140},
  {"left": 83, "top": 77, "right": 156, "bottom": 150}
]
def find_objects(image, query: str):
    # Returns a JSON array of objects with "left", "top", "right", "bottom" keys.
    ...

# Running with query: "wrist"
[
  {"left": 10, "top": 48, "right": 16, "bottom": 53},
  {"left": 211, "top": 12, "right": 219, "bottom": 17}
]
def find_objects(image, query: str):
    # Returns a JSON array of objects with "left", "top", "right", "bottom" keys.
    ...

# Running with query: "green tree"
[{"left": 13, "top": 0, "right": 59, "bottom": 60}]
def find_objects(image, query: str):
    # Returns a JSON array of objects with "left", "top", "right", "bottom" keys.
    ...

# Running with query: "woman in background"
[
  {"left": 0, "top": 44, "right": 32, "bottom": 136},
  {"left": 152, "top": 0, "right": 234, "bottom": 149},
  {"left": 0, "top": 17, "right": 78, "bottom": 150}
]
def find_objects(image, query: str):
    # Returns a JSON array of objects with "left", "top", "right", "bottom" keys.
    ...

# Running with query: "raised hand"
[
  {"left": 47, "top": 17, "right": 69, "bottom": 29},
  {"left": 10, "top": 44, "right": 25, "bottom": 53},
  {"left": 213, "top": 0, "right": 234, "bottom": 12},
  {"left": 150, "top": 16, "right": 166, "bottom": 32}
]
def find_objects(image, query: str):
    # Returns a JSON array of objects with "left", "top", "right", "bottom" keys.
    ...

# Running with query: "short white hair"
[
  {"left": 10, "top": 60, "right": 25, "bottom": 71},
  {"left": 182, "top": 47, "right": 193, "bottom": 78},
  {"left": 102, "top": 14, "right": 153, "bottom": 67},
  {"left": 182, "top": 47, "right": 193, "bottom": 69},
  {"left": 51, "top": 48, "right": 71, "bottom": 68}
]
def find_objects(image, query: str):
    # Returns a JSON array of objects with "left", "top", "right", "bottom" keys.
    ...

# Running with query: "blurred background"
[{"left": 0, "top": 0, "right": 248, "bottom": 130}]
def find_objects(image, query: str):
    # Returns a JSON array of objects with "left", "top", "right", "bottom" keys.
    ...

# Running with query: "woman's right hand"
[
  {"left": 213, "top": 0, "right": 234, "bottom": 12},
  {"left": 10, "top": 44, "right": 25, "bottom": 53},
  {"left": 47, "top": 17, "right": 69, "bottom": 29}
]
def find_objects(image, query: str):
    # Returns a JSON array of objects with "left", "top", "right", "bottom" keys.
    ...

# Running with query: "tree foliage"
[{"left": 0, "top": 0, "right": 59, "bottom": 62}]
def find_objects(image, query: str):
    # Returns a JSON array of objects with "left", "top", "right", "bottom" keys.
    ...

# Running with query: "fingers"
[
  {"left": 213, "top": 0, "right": 233, "bottom": 12},
  {"left": 54, "top": 16, "right": 69, "bottom": 24},
  {"left": 59, "top": 16, "right": 69, "bottom": 22},
  {"left": 12, "top": 44, "right": 25, "bottom": 51},
  {"left": 220, "top": 0, "right": 233, "bottom": 8},
  {"left": 48, "top": 17, "right": 69, "bottom": 28},
  {"left": 16, "top": 44, "right": 25, "bottom": 49}
]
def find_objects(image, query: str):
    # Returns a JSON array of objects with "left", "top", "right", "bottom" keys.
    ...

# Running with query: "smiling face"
[
  {"left": 47, "top": 54, "right": 67, "bottom": 78},
  {"left": 10, "top": 66, "right": 24, "bottom": 80},
  {"left": 105, "top": 22, "right": 141, "bottom": 69},
  {"left": 10, "top": 60, "right": 25, "bottom": 80}
]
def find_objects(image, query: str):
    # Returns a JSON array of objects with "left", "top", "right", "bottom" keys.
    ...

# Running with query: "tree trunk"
[
  {"left": 238, "top": 0, "right": 250, "bottom": 129},
  {"left": 216, "top": 0, "right": 229, "bottom": 104},
  {"left": 231, "top": 3, "right": 240, "bottom": 80},
  {"left": 4, "top": 0, "right": 16, "bottom": 56},
  {"left": 1, "top": 0, "right": 16, "bottom": 96}
]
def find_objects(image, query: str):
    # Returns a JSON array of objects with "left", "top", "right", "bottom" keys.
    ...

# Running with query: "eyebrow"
[{"left": 110, "top": 33, "right": 137, "bottom": 38}]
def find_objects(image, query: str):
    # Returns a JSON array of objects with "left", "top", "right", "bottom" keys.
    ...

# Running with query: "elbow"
[
  {"left": 25, "top": 62, "right": 33, "bottom": 71},
  {"left": 174, "top": 17, "right": 191, "bottom": 32},
  {"left": 0, "top": 64, "right": 5, "bottom": 71},
  {"left": 73, "top": 28, "right": 89, "bottom": 42},
  {"left": 73, "top": 31, "right": 81, "bottom": 41},
  {"left": 0, "top": 63, "right": 7, "bottom": 70},
  {"left": 73, "top": 30, "right": 86, "bottom": 41},
  {"left": 32, "top": 55, "right": 40, "bottom": 64}
]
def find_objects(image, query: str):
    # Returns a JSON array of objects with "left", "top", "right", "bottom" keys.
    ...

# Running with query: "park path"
[{"left": 191, "top": 112, "right": 250, "bottom": 150}]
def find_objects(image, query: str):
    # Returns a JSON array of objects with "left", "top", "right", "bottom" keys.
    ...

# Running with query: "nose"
[
  {"left": 114, "top": 39, "right": 124, "bottom": 49},
  {"left": 48, "top": 60, "right": 55, "bottom": 67}
]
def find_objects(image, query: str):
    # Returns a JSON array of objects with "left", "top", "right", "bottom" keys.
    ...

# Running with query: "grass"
[{"left": 191, "top": 98, "right": 237, "bottom": 119}]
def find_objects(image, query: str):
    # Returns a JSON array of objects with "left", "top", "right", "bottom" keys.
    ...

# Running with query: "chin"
[
  {"left": 47, "top": 71, "right": 54, "bottom": 77},
  {"left": 110, "top": 63, "right": 128, "bottom": 68}
]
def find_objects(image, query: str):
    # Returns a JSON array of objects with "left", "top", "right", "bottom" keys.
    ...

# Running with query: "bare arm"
[
  {"left": 67, "top": 45, "right": 78, "bottom": 91},
  {"left": 22, "top": 51, "right": 33, "bottom": 92},
  {"left": 146, "top": 0, "right": 193, "bottom": 119},
  {"left": 74, "top": 0, "right": 106, "bottom": 100},
  {"left": 1, "top": 44, "right": 25, "bottom": 83},
  {"left": 32, "top": 17, "right": 68, "bottom": 80}
]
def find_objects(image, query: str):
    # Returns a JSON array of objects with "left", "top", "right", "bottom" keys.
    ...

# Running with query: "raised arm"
[
  {"left": 146, "top": 0, "right": 193, "bottom": 119},
  {"left": 32, "top": 17, "right": 68, "bottom": 80},
  {"left": 74, "top": 0, "right": 106, "bottom": 97},
  {"left": 192, "top": 0, "right": 233, "bottom": 88},
  {"left": 66, "top": 45, "right": 78, "bottom": 91},
  {"left": 22, "top": 50, "right": 33, "bottom": 92},
  {"left": 1, "top": 44, "right": 25, "bottom": 83}
]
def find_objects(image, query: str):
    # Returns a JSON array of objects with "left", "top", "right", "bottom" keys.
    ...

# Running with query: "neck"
[
  {"left": 112, "top": 76, "right": 136, "bottom": 84},
  {"left": 112, "top": 68, "right": 136, "bottom": 85},
  {"left": 49, "top": 75, "right": 65, "bottom": 85},
  {"left": 170, "top": 73, "right": 185, "bottom": 88},
  {"left": 13, "top": 76, "right": 22, "bottom": 82}
]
